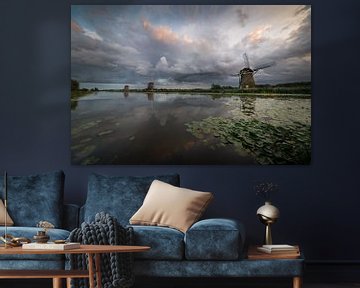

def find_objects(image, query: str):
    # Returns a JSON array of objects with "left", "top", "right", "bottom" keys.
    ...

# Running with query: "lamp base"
[{"left": 265, "top": 223, "right": 272, "bottom": 245}]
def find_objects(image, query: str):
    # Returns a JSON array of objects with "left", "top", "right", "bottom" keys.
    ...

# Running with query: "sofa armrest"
[
  {"left": 63, "top": 204, "right": 80, "bottom": 231},
  {"left": 184, "top": 218, "right": 245, "bottom": 260}
]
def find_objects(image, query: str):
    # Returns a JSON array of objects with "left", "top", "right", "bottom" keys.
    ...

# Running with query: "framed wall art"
[{"left": 71, "top": 5, "right": 311, "bottom": 165}]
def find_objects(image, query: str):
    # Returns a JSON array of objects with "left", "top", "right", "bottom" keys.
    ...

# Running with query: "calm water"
[{"left": 71, "top": 92, "right": 311, "bottom": 165}]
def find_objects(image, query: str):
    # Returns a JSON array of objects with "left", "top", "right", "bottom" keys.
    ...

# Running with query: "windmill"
[{"left": 233, "top": 53, "right": 274, "bottom": 89}]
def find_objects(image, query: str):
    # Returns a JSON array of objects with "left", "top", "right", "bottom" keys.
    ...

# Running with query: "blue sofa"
[
  {"left": 0, "top": 171, "right": 303, "bottom": 287},
  {"left": 81, "top": 173, "right": 304, "bottom": 284},
  {"left": 0, "top": 171, "right": 79, "bottom": 270}
]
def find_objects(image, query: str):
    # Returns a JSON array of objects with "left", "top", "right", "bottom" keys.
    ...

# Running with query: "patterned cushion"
[{"left": 84, "top": 173, "right": 180, "bottom": 225}]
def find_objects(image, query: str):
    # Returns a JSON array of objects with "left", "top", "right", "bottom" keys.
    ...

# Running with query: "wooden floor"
[
  {"left": 305, "top": 285, "right": 360, "bottom": 288},
  {"left": 1, "top": 279, "right": 360, "bottom": 288}
]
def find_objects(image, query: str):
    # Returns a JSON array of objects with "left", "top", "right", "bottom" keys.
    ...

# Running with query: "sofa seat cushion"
[
  {"left": 0, "top": 170, "right": 65, "bottom": 227},
  {"left": 184, "top": 218, "right": 245, "bottom": 260},
  {"left": 0, "top": 227, "right": 70, "bottom": 261},
  {"left": 84, "top": 174, "right": 180, "bottom": 226},
  {"left": 130, "top": 225, "right": 184, "bottom": 260}
]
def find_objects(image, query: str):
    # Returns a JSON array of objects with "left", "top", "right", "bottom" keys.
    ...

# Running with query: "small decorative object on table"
[
  {"left": 0, "top": 234, "right": 31, "bottom": 247},
  {"left": 34, "top": 220, "right": 55, "bottom": 243},
  {"left": 254, "top": 181, "right": 280, "bottom": 245}
]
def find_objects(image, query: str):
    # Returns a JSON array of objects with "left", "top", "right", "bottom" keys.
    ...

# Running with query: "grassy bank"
[
  {"left": 71, "top": 81, "right": 311, "bottom": 97},
  {"left": 71, "top": 89, "right": 92, "bottom": 99}
]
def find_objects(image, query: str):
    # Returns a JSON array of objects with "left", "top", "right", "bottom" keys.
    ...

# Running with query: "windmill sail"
[
  {"left": 253, "top": 62, "right": 275, "bottom": 73},
  {"left": 243, "top": 53, "right": 250, "bottom": 69}
]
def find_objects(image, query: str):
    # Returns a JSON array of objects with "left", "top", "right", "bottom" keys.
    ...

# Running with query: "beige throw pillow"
[
  {"left": 130, "top": 180, "right": 213, "bottom": 233},
  {"left": 0, "top": 199, "right": 14, "bottom": 226}
]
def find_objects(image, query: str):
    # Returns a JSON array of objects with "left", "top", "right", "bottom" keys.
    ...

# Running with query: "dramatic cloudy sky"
[{"left": 71, "top": 5, "right": 311, "bottom": 88}]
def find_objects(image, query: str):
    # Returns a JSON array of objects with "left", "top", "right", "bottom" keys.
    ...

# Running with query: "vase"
[
  {"left": 256, "top": 201, "right": 280, "bottom": 245},
  {"left": 33, "top": 230, "right": 50, "bottom": 243}
]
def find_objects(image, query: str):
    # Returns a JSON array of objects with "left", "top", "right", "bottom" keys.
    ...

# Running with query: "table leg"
[
  {"left": 66, "top": 277, "right": 72, "bottom": 288},
  {"left": 52, "top": 278, "right": 62, "bottom": 288},
  {"left": 293, "top": 276, "right": 302, "bottom": 288},
  {"left": 95, "top": 253, "right": 102, "bottom": 288},
  {"left": 88, "top": 253, "right": 95, "bottom": 288}
]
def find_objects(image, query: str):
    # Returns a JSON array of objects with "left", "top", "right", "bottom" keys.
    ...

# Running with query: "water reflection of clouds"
[
  {"left": 128, "top": 94, "right": 225, "bottom": 128},
  {"left": 75, "top": 93, "right": 310, "bottom": 129},
  {"left": 72, "top": 92, "right": 311, "bottom": 164}
]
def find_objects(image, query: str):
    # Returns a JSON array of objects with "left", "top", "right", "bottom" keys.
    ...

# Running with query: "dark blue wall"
[{"left": 0, "top": 0, "right": 359, "bottom": 262}]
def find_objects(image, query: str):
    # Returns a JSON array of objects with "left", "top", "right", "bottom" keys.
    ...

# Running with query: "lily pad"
[{"left": 185, "top": 117, "right": 311, "bottom": 164}]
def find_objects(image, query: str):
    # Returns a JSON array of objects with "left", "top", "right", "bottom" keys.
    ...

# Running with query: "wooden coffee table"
[{"left": 0, "top": 244, "right": 150, "bottom": 288}]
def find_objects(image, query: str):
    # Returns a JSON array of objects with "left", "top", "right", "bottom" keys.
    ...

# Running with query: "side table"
[
  {"left": 247, "top": 245, "right": 303, "bottom": 288},
  {"left": 0, "top": 244, "right": 150, "bottom": 288}
]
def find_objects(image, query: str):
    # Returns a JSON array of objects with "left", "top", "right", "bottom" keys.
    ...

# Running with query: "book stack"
[
  {"left": 248, "top": 244, "right": 300, "bottom": 260},
  {"left": 257, "top": 244, "right": 299, "bottom": 254},
  {"left": 22, "top": 242, "right": 81, "bottom": 250}
]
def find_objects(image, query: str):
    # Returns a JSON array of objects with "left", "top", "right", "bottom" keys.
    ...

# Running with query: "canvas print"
[{"left": 71, "top": 5, "right": 311, "bottom": 165}]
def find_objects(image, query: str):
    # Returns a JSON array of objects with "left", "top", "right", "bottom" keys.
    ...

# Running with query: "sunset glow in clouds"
[{"left": 71, "top": 5, "right": 311, "bottom": 88}]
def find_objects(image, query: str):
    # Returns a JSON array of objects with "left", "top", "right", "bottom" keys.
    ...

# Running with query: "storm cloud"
[{"left": 71, "top": 5, "right": 311, "bottom": 88}]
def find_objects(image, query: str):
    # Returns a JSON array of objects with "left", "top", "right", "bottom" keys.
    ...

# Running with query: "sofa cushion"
[
  {"left": 130, "top": 180, "right": 213, "bottom": 233},
  {"left": 0, "top": 171, "right": 64, "bottom": 227},
  {"left": 130, "top": 225, "right": 184, "bottom": 260},
  {"left": 184, "top": 218, "right": 245, "bottom": 260},
  {"left": 84, "top": 173, "right": 180, "bottom": 225},
  {"left": 0, "top": 227, "right": 70, "bottom": 261},
  {"left": 0, "top": 199, "right": 14, "bottom": 226}
]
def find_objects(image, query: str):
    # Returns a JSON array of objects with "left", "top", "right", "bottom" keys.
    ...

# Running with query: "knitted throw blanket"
[{"left": 68, "top": 212, "right": 135, "bottom": 288}]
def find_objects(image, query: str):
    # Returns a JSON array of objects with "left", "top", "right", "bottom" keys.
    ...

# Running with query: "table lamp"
[{"left": 256, "top": 201, "right": 280, "bottom": 245}]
